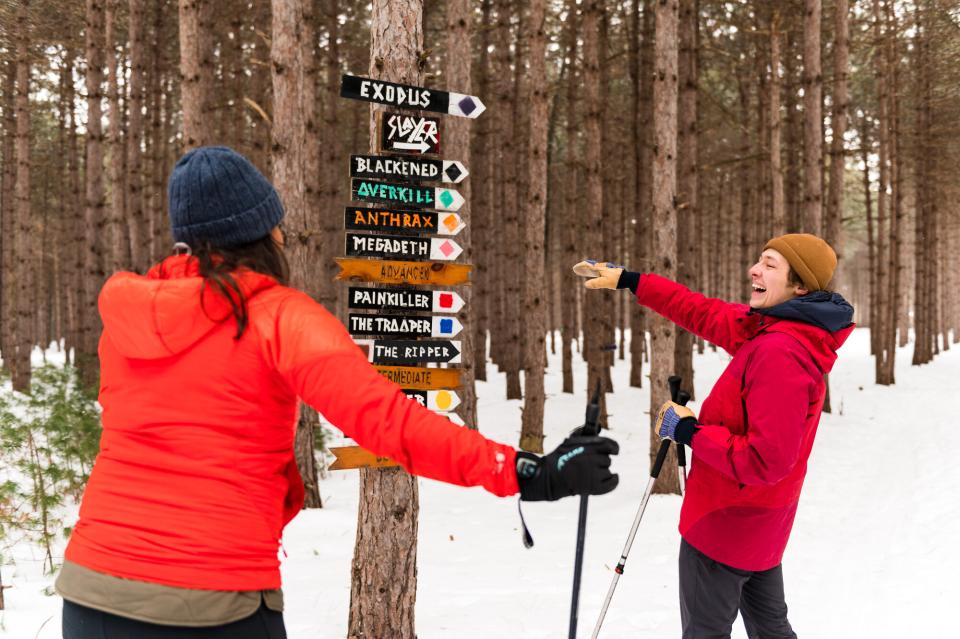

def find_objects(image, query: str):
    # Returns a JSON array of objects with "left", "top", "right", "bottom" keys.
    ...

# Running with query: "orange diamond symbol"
[{"left": 443, "top": 214, "right": 459, "bottom": 232}]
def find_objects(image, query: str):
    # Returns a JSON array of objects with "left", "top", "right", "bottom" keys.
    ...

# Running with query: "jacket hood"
[
  {"left": 98, "top": 254, "right": 279, "bottom": 359},
  {"left": 751, "top": 291, "right": 855, "bottom": 373}
]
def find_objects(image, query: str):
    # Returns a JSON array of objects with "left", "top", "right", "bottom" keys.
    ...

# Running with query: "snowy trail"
[{"left": 2, "top": 328, "right": 956, "bottom": 637}]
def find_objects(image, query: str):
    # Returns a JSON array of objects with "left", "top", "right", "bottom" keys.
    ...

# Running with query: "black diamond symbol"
[
  {"left": 444, "top": 163, "right": 463, "bottom": 182},
  {"left": 458, "top": 96, "right": 477, "bottom": 116}
]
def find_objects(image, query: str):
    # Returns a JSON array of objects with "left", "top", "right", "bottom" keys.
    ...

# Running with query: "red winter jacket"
[
  {"left": 635, "top": 274, "right": 853, "bottom": 571},
  {"left": 65, "top": 255, "right": 518, "bottom": 591}
]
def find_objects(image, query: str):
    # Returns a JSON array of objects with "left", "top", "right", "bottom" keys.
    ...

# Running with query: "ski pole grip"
[
  {"left": 677, "top": 390, "right": 691, "bottom": 407},
  {"left": 668, "top": 376, "right": 682, "bottom": 403},
  {"left": 650, "top": 439, "right": 672, "bottom": 478},
  {"left": 676, "top": 441, "right": 687, "bottom": 468}
]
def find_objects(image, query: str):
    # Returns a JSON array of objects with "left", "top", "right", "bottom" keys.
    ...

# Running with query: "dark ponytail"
[{"left": 192, "top": 234, "right": 290, "bottom": 339}]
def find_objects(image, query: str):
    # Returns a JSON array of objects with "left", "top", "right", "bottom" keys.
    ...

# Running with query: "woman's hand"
[{"left": 573, "top": 260, "right": 624, "bottom": 290}]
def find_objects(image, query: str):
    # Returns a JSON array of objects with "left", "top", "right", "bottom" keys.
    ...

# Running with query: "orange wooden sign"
[
  {"left": 329, "top": 446, "right": 401, "bottom": 471},
  {"left": 375, "top": 365, "right": 462, "bottom": 390},
  {"left": 335, "top": 258, "right": 472, "bottom": 286}
]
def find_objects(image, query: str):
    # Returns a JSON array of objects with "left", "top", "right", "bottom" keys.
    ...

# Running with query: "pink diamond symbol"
[{"left": 439, "top": 241, "right": 454, "bottom": 257}]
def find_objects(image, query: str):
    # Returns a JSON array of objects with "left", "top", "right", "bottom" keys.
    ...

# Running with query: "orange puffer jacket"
[{"left": 65, "top": 255, "right": 518, "bottom": 591}]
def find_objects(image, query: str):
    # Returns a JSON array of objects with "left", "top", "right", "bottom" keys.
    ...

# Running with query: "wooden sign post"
[
  {"left": 354, "top": 339, "right": 462, "bottom": 365},
  {"left": 335, "top": 258, "right": 472, "bottom": 286},
  {"left": 350, "top": 155, "right": 468, "bottom": 184},
  {"left": 345, "top": 233, "right": 464, "bottom": 261},
  {"left": 345, "top": 207, "right": 465, "bottom": 236},
  {"left": 348, "top": 314, "right": 464, "bottom": 338},
  {"left": 380, "top": 111, "right": 441, "bottom": 155},
  {"left": 348, "top": 287, "right": 466, "bottom": 313},
  {"left": 351, "top": 178, "right": 465, "bottom": 211}
]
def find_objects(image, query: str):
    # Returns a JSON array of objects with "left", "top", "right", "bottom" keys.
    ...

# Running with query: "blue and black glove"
[
  {"left": 655, "top": 401, "right": 700, "bottom": 446},
  {"left": 516, "top": 435, "right": 620, "bottom": 502}
]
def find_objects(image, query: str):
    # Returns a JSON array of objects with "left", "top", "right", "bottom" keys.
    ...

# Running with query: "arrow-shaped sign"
[
  {"left": 346, "top": 233, "right": 463, "bottom": 261},
  {"left": 349, "top": 314, "right": 463, "bottom": 338},
  {"left": 350, "top": 155, "right": 468, "bottom": 184},
  {"left": 381, "top": 112, "right": 441, "bottom": 155},
  {"left": 354, "top": 339, "right": 462, "bottom": 365},
  {"left": 329, "top": 446, "right": 400, "bottom": 471},
  {"left": 444, "top": 414, "right": 466, "bottom": 427},
  {"left": 403, "top": 389, "right": 461, "bottom": 413},
  {"left": 375, "top": 365, "right": 462, "bottom": 390},
  {"left": 348, "top": 287, "right": 466, "bottom": 313},
  {"left": 352, "top": 179, "right": 464, "bottom": 212},
  {"left": 335, "top": 259, "right": 472, "bottom": 286},
  {"left": 345, "top": 207, "right": 465, "bottom": 236},
  {"left": 340, "top": 74, "right": 486, "bottom": 119}
]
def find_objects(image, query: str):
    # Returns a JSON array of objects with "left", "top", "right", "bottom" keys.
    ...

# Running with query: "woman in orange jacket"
[{"left": 57, "top": 146, "right": 619, "bottom": 639}]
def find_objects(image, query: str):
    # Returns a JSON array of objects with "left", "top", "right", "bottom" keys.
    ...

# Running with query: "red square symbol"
[{"left": 439, "top": 293, "right": 453, "bottom": 308}]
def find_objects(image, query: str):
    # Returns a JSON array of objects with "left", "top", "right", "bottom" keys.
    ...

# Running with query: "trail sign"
[
  {"left": 340, "top": 74, "right": 486, "bottom": 119},
  {"left": 329, "top": 446, "right": 400, "bottom": 471},
  {"left": 345, "top": 207, "right": 465, "bottom": 236},
  {"left": 349, "top": 313, "right": 463, "bottom": 338},
  {"left": 352, "top": 179, "right": 465, "bottom": 212},
  {"left": 375, "top": 365, "right": 462, "bottom": 390},
  {"left": 335, "top": 259, "right": 472, "bottom": 286},
  {"left": 403, "top": 389, "right": 461, "bottom": 412},
  {"left": 346, "top": 233, "right": 463, "bottom": 261},
  {"left": 350, "top": 155, "right": 468, "bottom": 184},
  {"left": 348, "top": 287, "right": 466, "bottom": 313},
  {"left": 381, "top": 112, "right": 440, "bottom": 155},
  {"left": 355, "top": 339, "right": 462, "bottom": 365},
  {"left": 444, "top": 414, "right": 466, "bottom": 427}
]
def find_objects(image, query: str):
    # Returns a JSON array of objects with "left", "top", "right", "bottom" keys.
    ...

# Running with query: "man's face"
[{"left": 748, "top": 249, "right": 807, "bottom": 308}]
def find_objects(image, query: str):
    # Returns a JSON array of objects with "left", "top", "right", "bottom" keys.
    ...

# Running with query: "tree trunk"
[
  {"left": 127, "top": 0, "right": 147, "bottom": 272},
  {"left": 81, "top": 0, "right": 107, "bottom": 389},
  {"left": 675, "top": 0, "right": 698, "bottom": 399},
  {"left": 317, "top": 0, "right": 342, "bottom": 314},
  {"left": 651, "top": 0, "right": 681, "bottom": 494},
  {"left": 1, "top": 60, "right": 15, "bottom": 374},
  {"left": 769, "top": 10, "right": 786, "bottom": 235},
  {"left": 106, "top": 0, "right": 126, "bottom": 273},
  {"left": 471, "top": 0, "right": 493, "bottom": 383},
  {"left": 11, "top": 0, "right": 33, "bottom": 392},
  {"left": 519, "top": 0, "right": 548, "bottom": 452},
  {"left": 347, "top": 2, "right": 423, "bottom": 636},
  {"left": 825, "top": 0, "right": 848, "bottom": 262},
  {"left": 802, "top": 0, "right": 822, "bottom": 234},
  {"left": 179, "top": 0, "right": 213, "bottom": 149},
  {"left": 560, "top": 0, "right": 580, "bottom": 395}
]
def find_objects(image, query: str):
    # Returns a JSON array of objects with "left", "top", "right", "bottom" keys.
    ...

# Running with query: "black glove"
[{"left": 515, "top": 435, "right": 620, "bottom": 502}]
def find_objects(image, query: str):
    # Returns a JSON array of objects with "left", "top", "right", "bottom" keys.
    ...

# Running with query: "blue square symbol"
[{"left": 439, "top": 318, "right": 454, "bottom": 334}]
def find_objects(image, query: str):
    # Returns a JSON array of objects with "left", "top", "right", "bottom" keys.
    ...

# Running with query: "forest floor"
[{"left": 1, "top": 327, "right": 956, "bottom": 637}]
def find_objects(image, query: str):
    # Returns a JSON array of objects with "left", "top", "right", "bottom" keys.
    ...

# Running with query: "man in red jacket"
[{"left": 576, "top": 234, "right": 853, "bottom": 639}]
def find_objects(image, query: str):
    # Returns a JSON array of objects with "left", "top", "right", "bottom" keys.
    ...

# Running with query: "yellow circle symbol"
[{"left": 435, "top": 390, "right": 452, "bottom": 410}]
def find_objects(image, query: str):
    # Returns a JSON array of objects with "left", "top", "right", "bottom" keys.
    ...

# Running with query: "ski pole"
[
  {"left": 590, "top": 377, "right": 690, "bottom": 639},
  {"left": 569, "top": 381, "right": 603, "bottom": 639},
  {"left": 675, "top": 390, "right": 690, "bottom": 494}
]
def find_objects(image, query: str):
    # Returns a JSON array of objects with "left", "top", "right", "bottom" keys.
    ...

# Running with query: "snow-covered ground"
[{"left": 2, "top": 328, "right": 956, "bottom": 637}]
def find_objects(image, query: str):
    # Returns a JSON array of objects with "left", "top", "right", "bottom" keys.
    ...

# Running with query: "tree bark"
[
  {"left": 561, "top": 0, "right": 581, "bottom": 395},
  {"left": 769, "top": 10, "right": 786, "bottom": 235},
  {"left": 105, "top": 0, "right": 126, "bottom": 273},
  {"left": 519, "top": 0, "right": 548, "bottom": 452},
  {"left": 127, "top": 0, "right": 147, "bottom": 272},
  {"left": 347, "top": 2, "right": 423, "bottom": 636},
  {"left": 1, "top": 60, "right": 15, "bottom": 375},
  {"left": 802, "top": 0, "right": 823, "bottom": 234},
  {"left": 471, "top": 0, "right": 493, "bottom": 383},
  {"left": 651, "top": 0, "right": 681, "bottom": 494},
  {"left": 179, "top": 0, "right": 213, "bottom": 149}
]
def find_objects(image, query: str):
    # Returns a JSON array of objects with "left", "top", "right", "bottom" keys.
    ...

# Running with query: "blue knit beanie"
[{"left": 168, "top": 146, "right": 284, "bottom": 248}]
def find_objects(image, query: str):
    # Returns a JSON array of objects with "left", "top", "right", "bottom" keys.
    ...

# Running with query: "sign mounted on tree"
[
  {"left": 375, "top": 365, "right": 462, "bottom": 390},
  {"left": 348, "top": 314, "right": 463, "bottom": 338},
  {"left": 346, "top": 233, "right": 464, "bottom": 261},
  {"left": 351, "top": 179, "right": 465, "bottom": 212},
  {"left": 380, "top": 112, "right": 440, "bottom": 155},
  {"left": 348, "top": 287, "right": 465, "bottom": 313},
  {"left": 345, "top": 207, "right": 465, "bottom": 236},
  {"left": 354, "top": 339, "right": 462, "bottom": 365},
  {"left": 335, "top": 259, "right": 471, "bottom": 286},
  {"left": 403, "top": 389, "right": 461, "bottom": 413},
  {"left": 329, "top": 446, "right": 400, "bottom": 471},
  {"left": 340, "top": 74, "right": 486, "bottom": 118},
  {"left": 350, "top": 155, "right": 468, "bottom": 184}
]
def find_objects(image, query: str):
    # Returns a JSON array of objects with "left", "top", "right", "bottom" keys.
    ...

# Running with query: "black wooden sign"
[
  {"left": 351, "top": 179, "right": 464, "bottom": 211},
  {"left": 345, "top": 233, "right": 463, "bottom": 261},
  {"left": 354, "top": 339, "right": 462, "bottom": 365},
  {"left": 350, "top": 155, "right": 468, "bottom": 184},
  {"left": 344, "top": 207, "right": 463, "bottom": 236},
  {"left": 348, "top": 287, "right": 466, "bottom": 313},
  {"left": 340, "top": 74, "right": 486, "bottom": 118},
  {"left": 348, "top": 313, "right": 463, "bottom": 338},
  {"left": 381, "top": 112, "right": 440, "bottom": 155}
]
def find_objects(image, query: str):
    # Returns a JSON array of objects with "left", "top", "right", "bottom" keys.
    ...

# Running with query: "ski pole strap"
[
  {"left": 650, "top": 439, "right": 672, "bottom": 478},
  {"left": 517, "top": 499, "right": 534, "bottom": 549}
]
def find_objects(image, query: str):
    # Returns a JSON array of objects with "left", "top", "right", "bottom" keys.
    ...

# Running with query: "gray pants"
[{"left": 679, "top": 539, "right": 797, "bottom": 639}]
